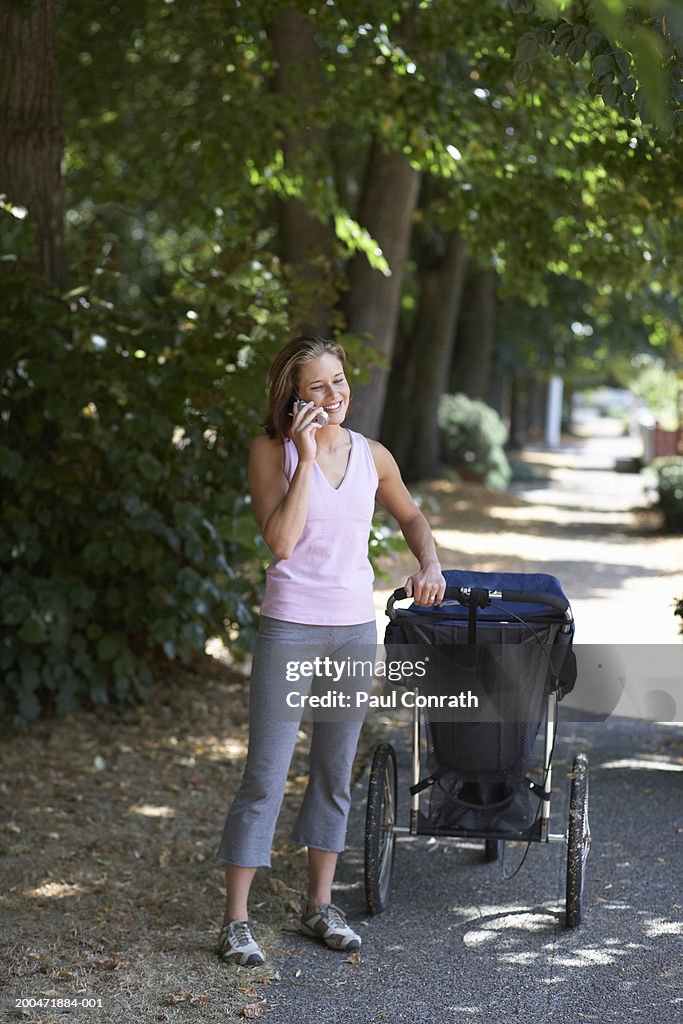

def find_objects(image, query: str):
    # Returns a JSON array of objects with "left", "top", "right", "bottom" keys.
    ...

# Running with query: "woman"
[{"left": 217, "top": 336, "right": 445, "bottom": 966}]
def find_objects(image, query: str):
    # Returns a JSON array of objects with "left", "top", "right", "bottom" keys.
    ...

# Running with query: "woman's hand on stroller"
[{"left": 404, "top": 565, "right": 447, "bottom": 607}]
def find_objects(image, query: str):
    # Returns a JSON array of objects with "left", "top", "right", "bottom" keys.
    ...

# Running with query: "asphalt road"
[
  {"left": 265, "top": 421, "right": 683, "bottom": 1023},
  {"left": 269, "top": 715, "right": 682, "bottom": 1024}
]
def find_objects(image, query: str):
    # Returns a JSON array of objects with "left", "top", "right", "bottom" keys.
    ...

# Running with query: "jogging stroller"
[{"left": 364, "top": 569, "right": 590, "bottom": 928}]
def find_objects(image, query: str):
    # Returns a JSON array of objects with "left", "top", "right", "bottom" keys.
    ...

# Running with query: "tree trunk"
[
  {"left": 529, "top": 375, "right": 547, "bottom": 440},
  {"left": 343, "top": 141, "right": 421, "bottom": 438},
  {"left": 562, "top": 384, "right": 575, "bottom": 434},
  {"left": 382, "top": 228, "right": 467, "bottom": 481},
  {"left": 449, "top": 266, "right": 497, "bottom": 400},
  {"left": 267, "top": 8, "right": 335, "bottom": 336},
  {"left": 0, "top": 0, "right": 66, "bottom": 289},
  {"left": 489, "top": 368, "right": 513, "bottom": 427},
  {"left": 508, "top": 372, "right": 530, "bottom": 451}
]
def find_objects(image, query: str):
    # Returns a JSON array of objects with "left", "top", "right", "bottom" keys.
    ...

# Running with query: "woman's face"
[{"left": 296, "top": 354, "right": 351, "bottom": 425}]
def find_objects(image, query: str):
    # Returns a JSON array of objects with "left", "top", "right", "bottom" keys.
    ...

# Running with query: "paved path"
[
  {"left": 395, "top": 418, "right": 682, "bottom": 645},
  {"left": 267, "top": 420, "right": 683, "bottom": 1024},
  {"left": 505, "top": 419, "right": 683, "bottom": 645},
  {"left": 270, "top": 718, "right": 682, "bottom": 1024}
]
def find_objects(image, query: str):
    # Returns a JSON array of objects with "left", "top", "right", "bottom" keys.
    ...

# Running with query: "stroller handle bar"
[{"left": 387, "top": 585, "right": 573, "bottom": 623}]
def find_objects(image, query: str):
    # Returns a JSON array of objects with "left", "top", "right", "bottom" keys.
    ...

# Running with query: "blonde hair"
[{"left": 264, "top": 336, "right": 346, "bottom": 439}]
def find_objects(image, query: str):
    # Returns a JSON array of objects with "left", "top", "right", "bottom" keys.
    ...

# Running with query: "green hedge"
[
  {"left": 0, "top": 231, "right": 403, "bottom": 726},
  {"left": 651, "top": 456, "right": 683, "bottom": 532},
  {"left": 0, "top": 235, "right": 286, "bottom": 725},
  {"left": 438, "top": 393, "right": 511, "bottom": 490}
]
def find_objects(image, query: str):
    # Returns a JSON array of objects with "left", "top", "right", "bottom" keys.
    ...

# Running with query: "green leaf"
[
  {"left": 62, "top": 284, "right": 90, "bottom": 300},
  {"left": 333, "top": 214, "right": 390, "bottom": 273},
  {"left": 516, "top": 34, "right": 540, "bottom": 63},
  {"left": 18, "top": 690, "right": 41, "bottom": 720},
  {"left": 567, "top": 41, "right": 586, "bottom": 64},
  {"left": 97, "top": 634, "right": 123, "bottom": 660},
  {"left": 112, "top": 540, "right": 134, "bottom": 566},
  {"left": 514, "top": 61, "right": 532, "bottom": 86},
  {"left": 554, "top": 22, "right": 574, "bottom": 46},
  {"left": 617, "top": 94, "right": 635, "bottom": 119},
  {"left": 137, "top": 452, "right": 164, "bottom": 482},
  {"left": 586, "top": 31, "right": 607, "bottom": 54},
  {"left": 601, "top": 82, "right": 621, "bottom": 107},
  {"left": 0, "top": 448, "right": 25, "bottom": 480},
  {"left": 592, "top": 54, "right": 616, "bottom": 77},
  {"left": 18, "top": 617, "right": 48, "bottom": 644},
  {"left": 614, "top": 50, "right": 630, "bottom": 76}
]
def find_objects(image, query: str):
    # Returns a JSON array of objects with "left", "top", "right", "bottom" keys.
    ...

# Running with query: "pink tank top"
[{"left": 260, "top": 429, "right": 379, "bottom": 625}]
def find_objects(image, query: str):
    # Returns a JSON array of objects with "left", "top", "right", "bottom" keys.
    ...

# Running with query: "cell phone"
[{"left": 292, "top": 399, "right": 329, "bottom": 427}]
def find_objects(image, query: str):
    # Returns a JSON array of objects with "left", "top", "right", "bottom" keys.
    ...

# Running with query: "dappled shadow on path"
[
  {"left": 272, "top": 720, "right": 683, "bottom": 1024},
  {"left": 373, "top": 465, "right": 682, "bottom": 637},
  {"left": 420, "top": 479, "right": 662, "bottom": 542},
  {"left": 428, "top": 545, "right": 680, "bottom": 602}
]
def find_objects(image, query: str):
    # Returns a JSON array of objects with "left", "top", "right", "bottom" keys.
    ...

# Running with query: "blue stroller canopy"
[{"left": 415, "top": 569, "right": 572, "bottom": 622}]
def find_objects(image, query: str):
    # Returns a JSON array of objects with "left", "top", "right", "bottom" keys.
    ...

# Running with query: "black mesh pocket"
[
  {"left": 422, "top": 623, "right": 559, "bottom": 779},
  {"left": 428, "top": 776, "right": 537, "bottom": 834},
  {"left": 416, "top": 620, "right": 559, "bottom": 835}
]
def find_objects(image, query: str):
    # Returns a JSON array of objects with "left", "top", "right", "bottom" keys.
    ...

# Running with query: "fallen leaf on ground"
[
  {"left": 258, "top": 971, "right": 281, "bottom": 985},
  {"left": 241, "top": 1002, "right": 264, "bottom": 1019},
  {"left": 268, "top": 877, "right": 298, "bottom": 895},
  {"left": 166, "top": 991, "right": 209, "bottom": 1005}
]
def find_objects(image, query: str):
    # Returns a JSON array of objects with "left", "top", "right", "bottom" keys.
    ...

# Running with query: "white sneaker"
[
  {"left": 218, "top": 920, "right": 265, "bottom": 966},
  {"left": 300, "top": 903, "right": 361, "bottom": 951}
]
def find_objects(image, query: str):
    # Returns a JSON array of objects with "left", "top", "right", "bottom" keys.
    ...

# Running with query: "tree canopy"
[{"left": 1, "top": 0, "right": 681, "bottom": 723}]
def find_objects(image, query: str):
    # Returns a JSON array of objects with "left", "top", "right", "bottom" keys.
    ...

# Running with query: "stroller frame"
[{"left": 364, "top": 571, "right": 591, "bottom": 928}]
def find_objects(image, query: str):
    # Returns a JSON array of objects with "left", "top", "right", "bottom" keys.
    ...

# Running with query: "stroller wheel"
[
  {"left": 484, "top": 839, "right": 502, "bottom": 862},
  {"left": 565, "top": 752, "right": 590, "bottom": 928},
  {"left": 364, "top": 742, "right": 397, "bottom": 915}
]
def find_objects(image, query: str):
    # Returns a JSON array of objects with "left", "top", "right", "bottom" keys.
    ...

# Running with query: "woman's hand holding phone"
[{"left": 289, "top": 400, "right": 325, "bottom": 462}]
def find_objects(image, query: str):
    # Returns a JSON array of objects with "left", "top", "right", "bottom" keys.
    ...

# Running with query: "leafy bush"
[
  {"left": 651, "top": 456, "right": 683, "bottom": 532},
  {"left": 675, "top": 596, "right": 683, "bottom": 637},
  {"left": 438, "top": 393, "right": 512, "bottom": 490},
  {"left": 0, "top": 217, "right": 289, "bottom": 726},
  {"left": 0, "top": 214, "right": 404, "bottom": 727}
]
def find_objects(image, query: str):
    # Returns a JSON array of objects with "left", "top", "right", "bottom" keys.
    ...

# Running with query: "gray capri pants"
[{"left": 217, "top": 615, "right": 377, "bottom": 868}]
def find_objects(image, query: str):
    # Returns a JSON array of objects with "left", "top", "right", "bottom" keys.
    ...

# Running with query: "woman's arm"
[
  {"left": 369, "top": 440, "right": 446, "bottom": 606},
  {"left": 248, "top": 435, "right": 314, "bottom": 560},
  {"left": 249, "top": 402, "right": 326, "bottom": 560}
]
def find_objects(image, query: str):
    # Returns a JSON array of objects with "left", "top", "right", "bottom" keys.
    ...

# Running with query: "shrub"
[
  {"left": 651, "top": 456, "right": 683, "bottom": 532},
  {"left": 438, "top": 393, "right": 511, "bottom": 490},
  {"left": 0, "top": 231, "right": 287, "bottom": 726},
  {"left": 0, "top": 225, "right": 404, "bottom": 726}
]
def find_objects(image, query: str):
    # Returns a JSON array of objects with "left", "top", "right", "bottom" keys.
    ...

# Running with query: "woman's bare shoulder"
[
  {"left": 250, "top": 433, "right": 286, "bottom": 460},
  {"left": 249, "top": 435, "right": 290, "bottom": 488},
  {"left": 365, "top": 438, "right": 396, "bottom": 475}
]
